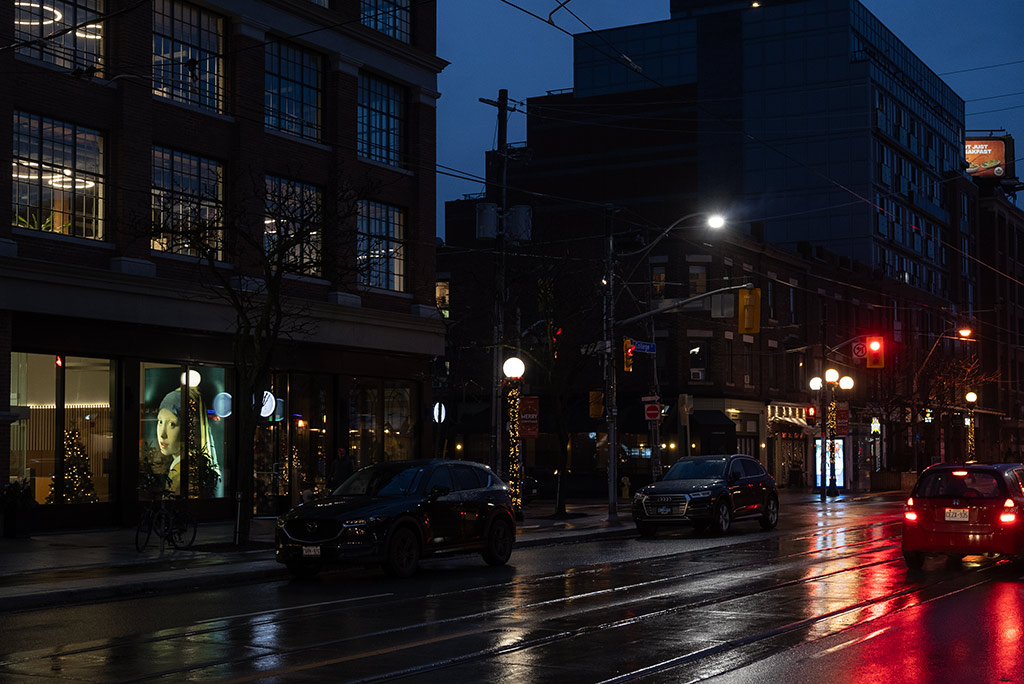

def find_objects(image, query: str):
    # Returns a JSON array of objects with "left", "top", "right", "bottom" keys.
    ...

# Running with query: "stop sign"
[{"left": 645, "top": 403, "right": 661, "bottom": 421}]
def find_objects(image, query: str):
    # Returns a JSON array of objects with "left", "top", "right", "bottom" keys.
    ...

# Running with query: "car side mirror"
[{"left": 428, "top": 485, "right": 451, "bottom": 501}]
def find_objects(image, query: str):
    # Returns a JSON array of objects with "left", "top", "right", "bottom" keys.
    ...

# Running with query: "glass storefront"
[
  {"left": 139, "top": 363, "right": 229, "bottom": 500},
  {"left": 9, "top": 353, "right": 112, "bottom": 504}
]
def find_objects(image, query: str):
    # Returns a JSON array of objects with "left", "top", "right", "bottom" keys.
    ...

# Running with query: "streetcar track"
[{"left": 0, "top": 519, "right": 918, "bottom": 683}]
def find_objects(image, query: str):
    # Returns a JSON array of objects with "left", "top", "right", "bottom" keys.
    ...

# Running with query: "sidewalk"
[{"left": 0, "top": 489, "right": 870, "bottom": 612}]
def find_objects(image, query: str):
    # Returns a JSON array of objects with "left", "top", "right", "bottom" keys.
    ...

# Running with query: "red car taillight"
[
  {"left": 1000, "top": 498, "right": 1018, "bottom": 524},
  {"left": 904, "top": 497, "right": 918, "bottom": 522}
]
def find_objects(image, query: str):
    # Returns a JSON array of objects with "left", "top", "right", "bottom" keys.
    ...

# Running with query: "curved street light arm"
[{"left": 616, "top": 212, "right": 719, "bottom": 259}]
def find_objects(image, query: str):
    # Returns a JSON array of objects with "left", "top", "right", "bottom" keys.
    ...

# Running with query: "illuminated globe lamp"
[
  {"left": 965, "top": 391, "right": 978, "bottom": 461},
  {"left": 809, "top": 368, "right": 854, "bottom": 499},
  {"left": 503, "top": 357, "right": 525, "bottom": 519}
]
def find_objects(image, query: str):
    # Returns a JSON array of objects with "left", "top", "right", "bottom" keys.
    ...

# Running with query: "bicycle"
[{"left": 135, "top": 490, "right": 198, "bottom": 552}]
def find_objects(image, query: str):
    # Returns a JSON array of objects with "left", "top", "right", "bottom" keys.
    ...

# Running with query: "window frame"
[
  {"left": 360, "top": 0, "right": 411, "bottom": 43},
  {"left": 15, "top": 0, "right": 105, "bottom": 73},
  {"left": 12, "top": 110, "right": 105, "bottom": 240},
  {"left": 264, "top": 174, "right": 323, "bottom": 276},
  {"left": 152, "top": 0, "right": 225, "bottom": 112},
  {"left": 150, "top": 146, "right": 224, "bottom": 259},
  {"left": 358, "top": 73, "right": 406, "bottom": 167},
  {"left": 264, "top": 40, "right": 323, "bottom": 141},
  {"left": 357, "top": 199, "right": 407, "bottom": 292}
]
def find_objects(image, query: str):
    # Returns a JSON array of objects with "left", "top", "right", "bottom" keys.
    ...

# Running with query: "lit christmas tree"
[{"left": 47, "top": 427, "right": 97, "bottom": 504}]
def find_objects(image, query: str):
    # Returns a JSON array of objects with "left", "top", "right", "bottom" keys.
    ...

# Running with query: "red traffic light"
[
  {"left": 806, "top": 406, "right": 817, "bottom": 425},
  {"left": 866, "top": 336, "right": 885, "bottom": 368},
  {"left": 55, "top": 355, "right": 63, "bottom": 367}
]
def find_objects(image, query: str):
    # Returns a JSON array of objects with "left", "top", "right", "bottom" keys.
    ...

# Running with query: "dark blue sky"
[{"left": 435, "top": 0, "right": 1024, "bottom": 239}]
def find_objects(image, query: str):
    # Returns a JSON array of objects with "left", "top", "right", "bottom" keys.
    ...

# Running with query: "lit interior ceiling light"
[
  {"left": 48, "top": 175, "right": 96, "bottom": 190},
  {"left": 12, "top": 160, "right": 40, "bottom": 180},
  {"left": 14, "top": 2, "right": 63, "bottom": 25},
  {"left": 74, "top": 23, "right": 102, "bottom": 39}
]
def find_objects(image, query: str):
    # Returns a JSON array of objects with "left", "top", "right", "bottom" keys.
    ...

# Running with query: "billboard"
[{"left": 965, "top": 136, "right": 1015, "bottom": 181}]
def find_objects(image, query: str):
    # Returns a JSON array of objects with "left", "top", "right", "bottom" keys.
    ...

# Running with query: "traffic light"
[
  {"left": 55, "top": 355, "right": 63, "bottom": 367},
  {"left": 551, "top": 326, "right": 562, "bottom": 359},
  {"left": 738, "top": 288, "right": 761, "bottom": 334},
  {"left": 806, "top": 405, "right": 817, "bottom": 427},
  {"left": 623, "top": 338, "right": 634, "bottom": 372},
  {"left": 866, "top": 336, "right": 884, "bottom": 368}
]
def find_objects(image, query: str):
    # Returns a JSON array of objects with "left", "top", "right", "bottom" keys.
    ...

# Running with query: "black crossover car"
[
  {"left": 276, "top": 459, "right": 516, "bottom": 578},
  {"left": 632, "top": 454, "right": 779, "bottom": 537}
]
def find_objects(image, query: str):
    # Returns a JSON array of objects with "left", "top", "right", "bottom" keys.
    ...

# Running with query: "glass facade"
[
  {"left": 152, "top": 0, "right": 224, "bottom": 112},
  {"left": 151, "top": 146, "right": 224, "bottom": 258},
  {"left": 12, "top": 111, "right": 104, "bottom": 240},
  {"left": 265, "top": 175, "right": 323, "bottom": 276},
  {"left": 357, "top": 200, "right": 406, "bottom": 291},
  {"left": 15, "top": 0, "right": 104, "bottom": 74},
  {"left": 264, "top": 40, "right": 322, "bottom": 141},
  {"left": 9, "top": 353, "right": 112, "bottom": 505},
  {"left": 358, "top": 73, "right": 406, "bottom": 167}
]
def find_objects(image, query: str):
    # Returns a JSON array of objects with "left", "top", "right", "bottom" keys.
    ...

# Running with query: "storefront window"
[
  {"left": 253, "top": 375, "right": 288, "bottom": 516},
  {"left": 349, "top": 380, "right": 379, "bottom": 469},
  {"left": 383, "top": 381, "right": 415, "bottom": 462},
  {"left": 139, "top": 363, "right": 228, "bottom": 499},
  {"left": 9, "top": 353, "right": 55, "bottom": 505},
  {"left": 9, "top": 353, "right": 112, "bottom": 504}
]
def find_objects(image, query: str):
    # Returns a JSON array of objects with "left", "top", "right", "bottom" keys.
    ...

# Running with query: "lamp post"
[
  {"left": 965, "top": 391, "right": 977, "bottom": 462},
  {"left": 603, "top": 210, "right": 725, "bottom": 521},
  {"left": 503, "top": 356, "right": 525, "bottom": 520},
  {"left": 810, "top": 369, "right": 854, "bottom": 500},
  {"left": 911, "top": 327, "right": 973, "bottom": 472}
]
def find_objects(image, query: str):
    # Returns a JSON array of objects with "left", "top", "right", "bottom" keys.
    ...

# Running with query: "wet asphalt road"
[{"left": 2, "top": 496, "right": 1022, "bottom": 683}]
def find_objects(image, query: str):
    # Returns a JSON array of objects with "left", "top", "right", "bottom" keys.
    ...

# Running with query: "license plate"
[
  {"left": 945, "top": 508, "right": 970, "bottom": 522},
  {"left": 302, "top": 546, "right": 321, "bottom": 557},
  {"left": 657, "top": 505, "right": 671, "bottom": 515}
]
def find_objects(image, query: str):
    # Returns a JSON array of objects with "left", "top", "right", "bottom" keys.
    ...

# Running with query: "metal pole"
[
  {"left": 605, "top": 208, "right": 618, "bottom": 521},
  {"left": 827, "top": 386, "right": 839, "bottom": 496},
  {"left": 489, "top": 89, "right": 509, "bottom": 475}
]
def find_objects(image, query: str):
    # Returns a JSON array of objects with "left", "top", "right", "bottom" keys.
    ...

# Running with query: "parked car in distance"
[
  {"left": 631, "top": 454, "right": 779, "bottom": 537},
  {"left": 276, "top": 459, "right": 516, "bottom": 578},
  {"left": 901, "top": 462, "right": 1024, "bottom": 569}
]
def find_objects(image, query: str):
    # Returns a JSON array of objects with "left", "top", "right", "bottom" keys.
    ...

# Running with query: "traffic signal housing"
[
  {"left": 623, "top": 338, "right": 634, "bottom": 372},
  {"left": 738, "top": 288, "right": 761, "bottom": 334},
  {"left": 806, "top": 405, "right": 817, "bottom": 427},
  {"left": 866, "top": 336, "right": 884, "bottom": 368}
]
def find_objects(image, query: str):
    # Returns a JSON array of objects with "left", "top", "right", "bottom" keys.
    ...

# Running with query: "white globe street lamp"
[{"left": 503, "top": 357, "right": 525, "bottom": 519}]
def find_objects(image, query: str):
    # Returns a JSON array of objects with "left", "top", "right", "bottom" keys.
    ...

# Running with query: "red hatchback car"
[{"left": 902, "top": 463, "right": 1024, "bottom": 568}]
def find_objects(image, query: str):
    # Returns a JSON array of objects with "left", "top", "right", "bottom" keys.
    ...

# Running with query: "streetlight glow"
[
  {"left": 839, "top": 376, "right": 854, "bottom": 390},
  {"left": 502, "top": 356, "right": 525, "bottom": 379},
  {"left": 707, "top": 214, "right": 725, "bottom": 229},
  {"left": 957, "top": 328, "right": 972, "bottom": 338},
  {"left": 825, "top": 368, "right": 840, "bottom": 383},
  {"left": 809, "top": 377, "right": 823, "bottom": 391},
  {"left": 966, "top": 391, "right": 977, "bottom": 403}
]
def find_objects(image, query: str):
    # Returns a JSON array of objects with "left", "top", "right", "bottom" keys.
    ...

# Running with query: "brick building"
[{"left": 1, "top": 0, "right": 445, "bottom": 530}]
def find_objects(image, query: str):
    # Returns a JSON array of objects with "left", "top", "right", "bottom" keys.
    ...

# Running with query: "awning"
[
  {"left": 690, "top": 410, "right": 738, "bottom": 433},
  {"left": 768, "top": 415, "right": 811, "bottom": 436}
]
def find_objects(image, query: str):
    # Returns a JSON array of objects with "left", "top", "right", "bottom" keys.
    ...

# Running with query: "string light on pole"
[{"left": 503, "top": 357, "right": 525, "bottom": 519}]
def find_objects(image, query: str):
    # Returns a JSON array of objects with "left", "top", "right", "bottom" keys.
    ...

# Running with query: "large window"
[
  {"left": 358, "top": 200, "right": 406, "bottom": 291},
  {"left": 358, "top": 74, "right": 405, "bottom": 167},
  {"left": 151, "top": 146, "right": 223, "bottom": 258},
  {"left": 265, "top": 41, "right": 322, "bottom": 141},
  {"left": 10, "top": 353, "right": 112, "bottom": 505},
  {"left": 139, "top": 363, "right": 228, "bottom": 499},
  {"left": 14, "top": 0, "right": 104, "bottom": 73},
  {"left": 12, "top": 111, "right": 104, "bottom": 240},
  {"left": 153, "top": 0, "right": 224, "bottom": 112},
  {"left": 265, "top": 175, "right": 322, "bottom": 276},
  {"left": 361, "top": 0, "right": 411, "bottom": 43}
]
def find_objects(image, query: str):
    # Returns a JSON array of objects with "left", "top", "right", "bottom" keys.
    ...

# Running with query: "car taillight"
[
  {"left": 904, "top": 497, "right": 918, "bottom": 522},
  {"left": 1000, "top": 499, "right": 1017, "bottom": 524}
]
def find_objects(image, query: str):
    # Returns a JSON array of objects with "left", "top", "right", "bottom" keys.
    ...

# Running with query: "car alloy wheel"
[
  {"left": 384, "top": 526, "right": 421, "bottom": 578},
  {"left": 711, "top": 500, "right": 731, "bottom": 535},
  {"left": 481, "top": 518, "right": 514, "bottom": 565},
  {"left": 759, "top": 495, "right": 779, "bottom": 530}
]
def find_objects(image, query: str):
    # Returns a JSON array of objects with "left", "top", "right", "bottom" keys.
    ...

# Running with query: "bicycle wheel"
[
  {"left": 135, "top": 510, "right": 154, "bottom": 552},
  {"left": 153, "top": 508, "right": 173, "bottom": 551},
  {"left": 169, "top": 511, "right": 198, "bottom": 550}
]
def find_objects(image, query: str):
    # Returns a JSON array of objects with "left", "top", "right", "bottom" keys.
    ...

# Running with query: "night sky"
[{"left": 436, "top": 0, "right": 1024, "bottom": 238}]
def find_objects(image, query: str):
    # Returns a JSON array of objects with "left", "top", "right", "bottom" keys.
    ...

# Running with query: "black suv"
[
  {"left": 276, "top": 459, "right": 516, "bottom": 578},
  {"left": 631, "top": 454, "right": 779, "bottom": 537}
]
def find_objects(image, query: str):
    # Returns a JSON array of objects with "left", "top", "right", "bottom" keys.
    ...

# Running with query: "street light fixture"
[
  {"left": 503, "top": 356, "right": 525, "bottom": 520},
  {"left": 810, "top": 368, "right": 854, "bottom": 499}
]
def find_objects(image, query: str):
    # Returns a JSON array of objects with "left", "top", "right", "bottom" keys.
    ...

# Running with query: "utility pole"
[
  {"left": 604, "top": 207, "right": 619, "bottom": 521},
  {"left": 480, "top": 89, "right": 509, "bottom": 476}
]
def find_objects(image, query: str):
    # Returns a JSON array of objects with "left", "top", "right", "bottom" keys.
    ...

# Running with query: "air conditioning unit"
[{"left": 690, "top": 368, "right": 705, "bottom": 381}]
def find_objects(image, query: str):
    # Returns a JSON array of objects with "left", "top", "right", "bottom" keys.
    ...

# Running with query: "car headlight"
[
  {"left": 343, "top": 517, "right": 381, "bottom": 527},
  {"left": 690, "top": 491, "right": 711, "bottom": 499}
]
